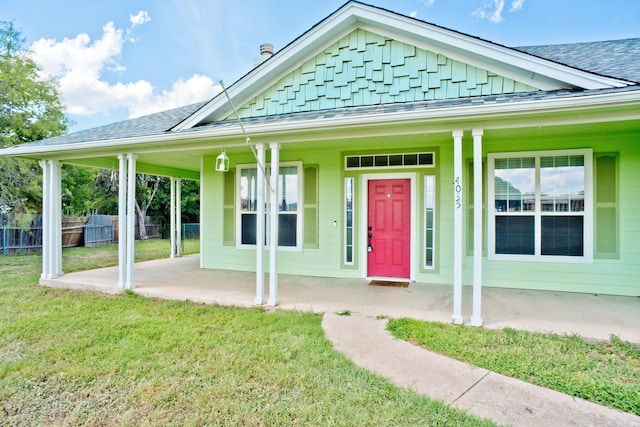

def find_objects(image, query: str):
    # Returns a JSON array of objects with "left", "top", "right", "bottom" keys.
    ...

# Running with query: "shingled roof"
[
  {"left": 516, "top": 38, "right": 640, "bottom": 83},
  {"left": 18, "top": 101, "right": 207, "bottom": 148}
]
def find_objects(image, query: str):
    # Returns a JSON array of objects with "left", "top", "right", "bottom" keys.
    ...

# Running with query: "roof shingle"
[{"left": 516, "top": 38, "right": 640, "bottom": 83}]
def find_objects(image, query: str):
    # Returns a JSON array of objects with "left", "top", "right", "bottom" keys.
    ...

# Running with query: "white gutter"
[{"left": 3, "top": 89, "right": 639, "bottom": 157}]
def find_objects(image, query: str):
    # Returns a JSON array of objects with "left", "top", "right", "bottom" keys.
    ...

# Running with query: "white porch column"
[
  {"left": 170, "top": 177, "right": 176, "bottom": 258},
  {"left": 118, "top": 154, "right": 127, "bottom": 287},
  {"left": 170, "top": 177, "right": 183, "bottom": 258},
  {"left": 40, "top": 160, "right": 51, "bottom": 279},
  {"left": 51, "top": 160, "right": 63, "bottom": 277},
  {"left": 199, "top": 158, "right": 205, "bottom": 268},
  {"left": 267, "top": 143, "right": 279, "bottom": 307},
  {"left": 255, "top": 143, "right": 266, "bottom": 305},
  {"left": 452, "top": 130, "right": 464, "bottom": 325},
  {"left": 176, "top": 179, "right": 182, "bottom": 257},
  {"left": 125, "top": 154, "right": 137, "bottom": 289},
  {"left": 471, "top": 129, "right": 484, "bottom": 327}
]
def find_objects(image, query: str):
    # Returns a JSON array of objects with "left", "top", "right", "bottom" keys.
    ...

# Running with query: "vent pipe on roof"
[{"left": 260, "top": 43, "right": 274, "bottom": 58}]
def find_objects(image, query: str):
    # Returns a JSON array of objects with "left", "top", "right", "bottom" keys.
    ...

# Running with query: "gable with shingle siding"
[{"left": 233, "top": 29, "right": 540, "bottom": 119}]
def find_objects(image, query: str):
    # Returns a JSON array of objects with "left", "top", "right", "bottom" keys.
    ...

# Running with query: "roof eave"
[{"left": 3, "top": 89, "right": 638, "bottom": 158}]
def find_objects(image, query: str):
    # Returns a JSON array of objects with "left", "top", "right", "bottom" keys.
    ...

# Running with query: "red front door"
[{"left": 367, "top": 179, "right": 411, "bottom": 278}]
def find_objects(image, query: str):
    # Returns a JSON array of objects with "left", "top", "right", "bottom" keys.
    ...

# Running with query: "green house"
[{"left": 3, "top": 1, "right": 639, "bottom": 325}]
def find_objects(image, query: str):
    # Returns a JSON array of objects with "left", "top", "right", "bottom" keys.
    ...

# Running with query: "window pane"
[
  {"left": 240, "top": 168, "right": 257, "bottom": 212},
  {"left": 494, "top": 157, "right": 535, "bottom": 212},
  {"left": 389, "top": 154, "right": 403, "bottom": 166},
  {"left": 346, "top": 157, "right": 360, "bottom": 168},
  {"left": 541, "top": 216, "right": 584, "bottom": 256},
  {"left": 278, "top": 214, "right": 297, "bottom": 247},
  {"left": 404, "top": 154, "right": 417, "bottom": 165},
  {"left": 345, "top": 177, "right": 354, "bottom": 264},
  {"left": 375, "top": 155, "right": 388, "bottom": 167},
  {"left": 495, "top": 216, "right": 534, "bottom": 255},
  {"left": 424, "top": 176, "right": 436, "bottom": 268},
  {"left": 241, "top": 214, "right": 256, "bottom": 245},
  {"left": 361, "top": 156, "right": 374, "bottom": 167},
  {"left": 541, "top": 156, "right": 584, "bottom": 212},
  {"left": 419, "top": 153, "right": 433, "bottom": 165},
  {"left": 279, "top": 166, "right": 298, "bottom": 212}
]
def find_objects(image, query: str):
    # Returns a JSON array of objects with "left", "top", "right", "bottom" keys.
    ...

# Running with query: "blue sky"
[{"left": 4, "top": 0, "right": 639, "bottom": 132}]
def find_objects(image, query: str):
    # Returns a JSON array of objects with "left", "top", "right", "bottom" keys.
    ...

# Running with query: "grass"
[
  {"left": 388, "top": 318, "right": 640, "bottom": 416},
  {"left": 0, "top": 241, "right": 493, "bottom": 426}
]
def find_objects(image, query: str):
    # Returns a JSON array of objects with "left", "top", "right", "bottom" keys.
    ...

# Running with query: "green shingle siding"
[{"left": 234, "top": 29, "right": 540, "bottom": 119}]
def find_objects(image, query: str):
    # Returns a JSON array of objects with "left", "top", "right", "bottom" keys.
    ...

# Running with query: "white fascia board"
[
  {"left": 351, "top": 8, "right": 630, "bottom": 91},
  {"left": 4, "top": 90, "right": 638, "bottom": 158}
]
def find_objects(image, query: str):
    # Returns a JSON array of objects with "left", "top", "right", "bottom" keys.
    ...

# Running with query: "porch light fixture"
[{"left": 215, "top": 150, "right": 230, "bottom": 172}]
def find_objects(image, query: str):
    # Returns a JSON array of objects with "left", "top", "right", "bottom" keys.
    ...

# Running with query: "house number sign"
[{"left": 454, "top": 176, "right": 462, "bottom": 210}]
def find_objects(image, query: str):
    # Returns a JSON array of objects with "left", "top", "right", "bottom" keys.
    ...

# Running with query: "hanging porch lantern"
[{"left": 215, "top": 150, "right": 230, "bottom": 172}]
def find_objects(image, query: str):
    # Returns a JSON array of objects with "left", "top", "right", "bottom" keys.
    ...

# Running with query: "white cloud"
[
  {"left": 510, "top": 0, "right": 525, "bottom": 12},
  {"left": 130, "top": 10, "right": 151, "bottom": 27},
  {"left": 410, "top": 10, "right": 418, "bottom": 17},
  {"left": 474, "top": 0, "right": 524, "bottom": 23},
  {"left": 27, "top": 18, "right": 219, "bottom": 121},
  {"left": 129, "top": 75, "right": 221, "bottom": 118},
  {"left": 421, "top": 0, "right": 435, "bottom": 6},
  {"left": 473, "top": 0, "right": 506, "bottom": 23}
]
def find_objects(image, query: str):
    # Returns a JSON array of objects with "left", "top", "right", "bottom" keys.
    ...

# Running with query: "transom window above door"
[
  {"left": 488, "top": 149, "right": 593, "bottom": 262},
  {"left": 345, "top": 152, "right": 435, "bottom": 170}
]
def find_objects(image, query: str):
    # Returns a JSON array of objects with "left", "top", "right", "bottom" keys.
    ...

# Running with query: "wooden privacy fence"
[
  {"left": 1, "top": 214, "right": 164, "bottom": 254},
  {"left": 62, "top": 217, "right": 88, "bottom": 247},
  {"left": 84, "top": 215, "right": 114, "bottom": 247},
  {"left": 1, "top": 214, "right": 43, "bottom": 255}
]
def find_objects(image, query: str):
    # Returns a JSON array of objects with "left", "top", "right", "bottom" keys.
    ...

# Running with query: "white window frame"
[
  {"left": 424, "top": 175, "right": 436, "bottom": 269},
  {"left": 488, "top": 149, "right": 593, "bottom": 263},
  {"left": 236, "top": 161, "right": 303, "bottom": 251},
  {"left": 344, "top": 177, "right": 355, "bottom": 265}
]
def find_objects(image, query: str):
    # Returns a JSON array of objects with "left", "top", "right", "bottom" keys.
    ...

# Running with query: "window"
[
  {"left": 488, "top": 149, "right": 592, "bottom": 262},
  {"left": 344, "top": 177, "right": 354, "bottom": 265},
  {"left": 237, "top": 162, "right": 302, "bottom": 249},
  {"left": 424, "top": 175, "right": 436, "bottom": 268},
  {"left": 345, "top": 152, "right": 435, "bottom": 170}
]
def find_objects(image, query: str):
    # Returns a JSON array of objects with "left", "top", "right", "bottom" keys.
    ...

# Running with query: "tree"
[
  {"left": 135, "top": 174, "right": 162, "bottom": 239},
  {"left": 0, "top": 21, "right": 68, "bottom": 216}
]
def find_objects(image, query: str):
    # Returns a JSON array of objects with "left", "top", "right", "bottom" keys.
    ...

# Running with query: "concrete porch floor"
[{"left": 40, "top": 254, "right": 640, "bottom": 344}]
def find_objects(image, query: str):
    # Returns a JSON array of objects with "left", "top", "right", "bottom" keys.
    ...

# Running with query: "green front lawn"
[
  {"left": 0, "top": 242, "right": 492, "bottom": 426},
  {"left": 388, "top": 318, "right": 640, "bottom": 416}
]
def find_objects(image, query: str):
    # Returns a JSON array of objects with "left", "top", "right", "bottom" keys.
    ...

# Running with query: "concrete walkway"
[{"left": 322, "top": 313, "right": 640, "bottom": 427}]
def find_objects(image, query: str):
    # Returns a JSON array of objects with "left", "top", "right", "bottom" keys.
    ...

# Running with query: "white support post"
[
  {"left": 118, "top": 154, "right": 127, "bottom": 288},
  {"left": 40, "top": 160, "right": 50, "bottom": 279},
  {"left": 471, "top": 129, "right": 484, "bottom": 327},
  {"left": 452, "top": 130, "right": 464, "bottom": 325},
  {"left": 125, "top": 154, "right": 137, "bottom": 289},
  {"left": 199, "top": 157, "right": 204, "bottom": 268},
  {"left": 170, "top": 177, "right": 176, "bottom": 258},
  {"left": 267, "top": 143, "right": 279, "bottom": 307},
  {"left": 51, "top": 160, "right": 63, "bottom": 277},
  {"left": 255, "top": 143, "right": 266, "bottom": 305},
  {"left": 176, "top": 179, "right": 182, "bottom": 257}
]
